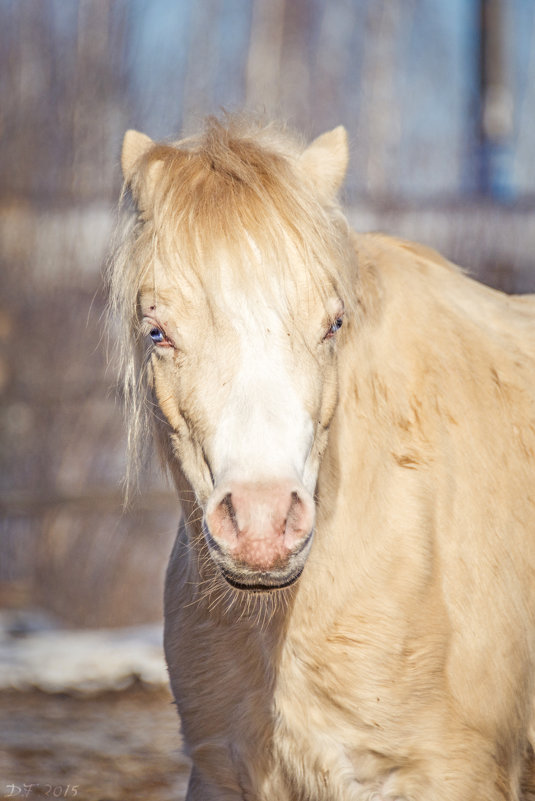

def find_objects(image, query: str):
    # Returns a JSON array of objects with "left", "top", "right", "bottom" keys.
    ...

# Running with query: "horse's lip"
[
  {"left": 202, "top": 525, "right": 313, "bottom": 592},
  {"left": 220, "top": 566, "right": 303, "bottom": 593}
]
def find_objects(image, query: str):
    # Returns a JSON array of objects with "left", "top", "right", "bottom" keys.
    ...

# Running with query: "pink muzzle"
[{"left": 204, "top": 479, "right": 315, "bottom": 589}]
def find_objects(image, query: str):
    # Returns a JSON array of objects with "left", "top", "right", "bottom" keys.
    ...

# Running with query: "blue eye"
[
  {"left": 325, "top": 317, "right": 343, "bottom": 339},
  {"left": 149, "top": 327, "right": 164, "bottom": 343}
]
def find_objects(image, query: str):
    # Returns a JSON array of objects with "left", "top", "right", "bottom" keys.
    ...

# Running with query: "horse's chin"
[{"left": 220, "top": 565, "right": 303, "bottom": 593}]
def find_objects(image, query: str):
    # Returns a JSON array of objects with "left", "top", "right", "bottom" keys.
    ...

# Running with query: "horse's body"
[{"left": 113, "top": 116, "right": 535, "bottom": 800}]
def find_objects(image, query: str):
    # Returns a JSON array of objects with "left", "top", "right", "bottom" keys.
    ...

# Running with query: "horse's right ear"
[
  {"left": 121, "top": 129, "right": 165, "bottom": 212},
  {"left": 121, "top": 130, "right": 154, "bottom": 183}
]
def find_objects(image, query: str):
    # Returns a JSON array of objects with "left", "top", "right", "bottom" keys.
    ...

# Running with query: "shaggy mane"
[{"left": 135, "top": 116, "right": 354, "bottom": 301}]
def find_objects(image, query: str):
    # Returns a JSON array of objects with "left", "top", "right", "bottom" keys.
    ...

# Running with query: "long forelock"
[{"left": 146, "top": 118, "right": 354, "bottom": 308}]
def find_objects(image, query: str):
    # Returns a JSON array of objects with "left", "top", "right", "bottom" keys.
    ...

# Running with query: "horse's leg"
[
  {"left": 185, "top": 767, "right": 240, "bottom": 801},
  {"left": 185, "top": 767, "right": 245, "bottom": 801},
  {"left": 521, "top": 744, "right": 535, "bottom": 800}
]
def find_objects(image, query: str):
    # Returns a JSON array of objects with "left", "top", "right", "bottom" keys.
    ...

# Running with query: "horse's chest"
[{"left": 268, "top": 641, "right": 395, "bottom": 801}]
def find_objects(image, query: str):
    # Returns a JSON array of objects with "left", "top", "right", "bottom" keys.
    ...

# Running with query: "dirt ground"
[
  {"left": 0, "top": 686, "right": 190, "bottom": 800},
  {"left": 4, "top": 687, "right": 535, "bottom": 801}
]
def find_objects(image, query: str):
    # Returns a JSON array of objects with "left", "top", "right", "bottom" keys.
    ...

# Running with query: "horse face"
[
  {"left": 122, "top": 122, "right": 349, "bottom": 591},
  {"left": 141, "top": 266, "right": 343, "bottom": 591}
]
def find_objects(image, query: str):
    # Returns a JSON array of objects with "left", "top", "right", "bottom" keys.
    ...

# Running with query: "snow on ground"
[{"left": 0, "top": 610, "right": 167, "bottom": 694}]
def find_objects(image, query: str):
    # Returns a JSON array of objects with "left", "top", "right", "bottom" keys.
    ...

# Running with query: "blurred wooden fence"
[
  {"left": 2, "top": 0, "right": 535, "bottom": 203},
  {"left": 0, "top": 0, "right": 534, "bottom": 626}
]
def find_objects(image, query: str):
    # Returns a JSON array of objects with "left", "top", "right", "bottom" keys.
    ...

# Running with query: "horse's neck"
[{"left": 287, "top": 255, "right": 430, "bottom": 628}]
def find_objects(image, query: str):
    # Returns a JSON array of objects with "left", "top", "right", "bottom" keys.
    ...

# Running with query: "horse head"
[{"left": 117, "top": 118, "right": 354, "bottom": 591}]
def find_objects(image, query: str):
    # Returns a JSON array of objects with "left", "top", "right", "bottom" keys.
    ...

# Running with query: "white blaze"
[{"left": 210, "top": 300, "right": 314, "bottom": 490}]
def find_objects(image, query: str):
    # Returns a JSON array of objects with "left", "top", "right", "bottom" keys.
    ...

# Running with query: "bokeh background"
[{"left": 1, "top": 0, "right": 535, "bottom": 628}]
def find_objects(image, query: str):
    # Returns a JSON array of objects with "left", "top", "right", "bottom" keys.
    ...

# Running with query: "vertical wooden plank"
[
  {"left": 310, "top": 0, "right": 371, "bottom": 199},
  {"left": 181, "top": 0, "right": 224, "bottom": 131},
  {"left": 49, "top": 0, "right": 81, "bottom": 197},
  {"left": 277, "top": 0, "right": 314, "bottom": 129},
  {"left": 213, "top": 0, "right": 253, "bottom": 112},
  {"left": 356, "top": 1, "right": 406, "bottom": 199},
  {"left": 509, "top": 0, "right": 535, "bottom": 198},
  {"left": 311, "top": 0, "right": 368, "bottom": 130},
  {"left": 393, "top": 0, "right": 480, "bottom": 199},
  {"left": 0, "top": 0, "right": 75, "bottom": 200},
  {"left": 479, "top": 0, "right": 517, "bottom": 200},
  {"left": 245, "top": 0, "right": 286, "bottom": 113},
  {"left": 126, "top": 0, "right": 194, "bottom": 138},
  {"left": 72, "top": 0, "right": 112, "bottom": 198}
]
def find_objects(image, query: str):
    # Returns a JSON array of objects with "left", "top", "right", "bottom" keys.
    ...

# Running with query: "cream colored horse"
[{"left": 112, "top": 116, "right": 535, "bottom": 800}]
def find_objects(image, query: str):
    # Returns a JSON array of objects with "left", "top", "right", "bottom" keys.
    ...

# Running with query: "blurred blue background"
[{"left": 1, "top": 0, "right": 534, "bottom": 628}]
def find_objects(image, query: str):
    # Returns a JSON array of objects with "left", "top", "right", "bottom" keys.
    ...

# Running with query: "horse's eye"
[
  {"left": 325, "top": 317, "right": 343, "bottom": 339},
  {"left": 149, "top": 327, "right": 165, "bottom": 344}
]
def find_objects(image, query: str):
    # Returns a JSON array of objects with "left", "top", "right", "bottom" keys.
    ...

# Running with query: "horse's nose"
[{"left": 205, "top": 480, "right": 315, "bottom": 571}]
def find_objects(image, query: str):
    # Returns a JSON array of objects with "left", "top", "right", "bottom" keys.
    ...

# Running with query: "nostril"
[
  {"left": 206, "top": 490, "right": 240, "bottom": 546},
  {"left": 221, "top": 493, "right": 238, "bottom": 532},
  {"left": 284, "top": 489, "right": 314, "bottom": 548},
  {"left": 292, "top": 489, "right": 306, "bottom": 513},
  {"left": 286, "top": 491, "right": 301, "bottom": 525}
]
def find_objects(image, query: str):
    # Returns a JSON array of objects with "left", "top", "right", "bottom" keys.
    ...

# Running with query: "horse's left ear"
[{"left": 299, "top": 126, "right": 348, "bottom": 198}]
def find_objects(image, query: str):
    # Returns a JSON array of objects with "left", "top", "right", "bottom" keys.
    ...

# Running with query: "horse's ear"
[
  {"left": 121, "top": 129, "right": 165, "bottom": 212},
  {"left": 121, "top": 130, "right": 154, "bottom": 183},
  {"left": 299, "top": 126, "right": 348, "bottom": 198}
]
